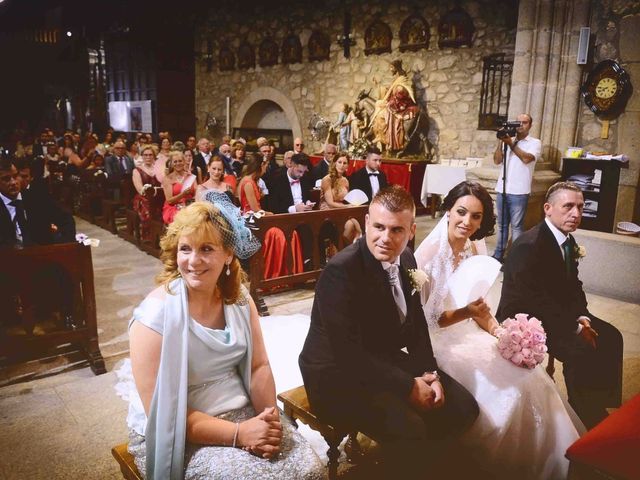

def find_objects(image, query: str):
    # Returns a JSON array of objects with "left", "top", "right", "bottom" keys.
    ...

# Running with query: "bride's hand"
[{"left": 464, "top": 298, "right": 490, "bottom": 320}]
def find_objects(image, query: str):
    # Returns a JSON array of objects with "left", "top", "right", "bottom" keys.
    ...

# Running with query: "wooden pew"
[
  {"left": 248, "top": 206, "right": 368, "bottom": 314},
  {"left": 77, "top": 169, "right": 109, "bottom": 223},
  {"left": 96, "top": 176, "right": 134, "bottom": 234},
  {"left": 0, "top": 243, "right": 106, "bottom": 375}
]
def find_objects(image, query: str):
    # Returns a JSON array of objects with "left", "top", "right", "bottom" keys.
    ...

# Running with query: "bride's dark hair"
[{"left": 441, "top": 181, "right": 496, "bottom": 240}]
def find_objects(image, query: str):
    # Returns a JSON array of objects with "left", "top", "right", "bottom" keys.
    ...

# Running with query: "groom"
[
  {"left": 299, "top": 185, "right": 478, "bottom": 478},
  {"left": 498, "top": 181, "right": 623, "bottom": 429}
]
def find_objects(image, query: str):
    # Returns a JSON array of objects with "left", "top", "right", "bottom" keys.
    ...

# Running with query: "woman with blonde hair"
[
  {"left": 125, "top": 201, "right": 324, "bottom": 479},
  {"left": 161, "top": 150, "right": 196, "bottom": 224}
]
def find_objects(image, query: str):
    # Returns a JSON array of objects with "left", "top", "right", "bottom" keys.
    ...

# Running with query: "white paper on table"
[
  {"left": 344, "top": 189, "right": 369, "bottom": 205},
  {"left": 447, "top": 255, "right": 502, "bottom": 309}
]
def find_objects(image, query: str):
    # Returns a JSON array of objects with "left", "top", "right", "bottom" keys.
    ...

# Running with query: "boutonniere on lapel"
[
  {"left": 573, "top": 244, "right": 586, "bottom": 262},
  {"left": 407, "top": 269, "right": 429, "bottom": 296}
]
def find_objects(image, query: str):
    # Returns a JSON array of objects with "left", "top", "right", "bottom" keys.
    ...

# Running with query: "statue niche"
[{"left": 355, "top": 59, "right": 433, "bottom": 160}]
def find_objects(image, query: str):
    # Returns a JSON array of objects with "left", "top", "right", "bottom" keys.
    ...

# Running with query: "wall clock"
[{"left": 581, "top": 59, "right": 632, "bottom": 120}]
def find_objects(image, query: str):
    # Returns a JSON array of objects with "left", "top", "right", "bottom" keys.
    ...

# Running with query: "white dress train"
[{"left": 415, "top": 215, "right": 584, "bottom": 479}]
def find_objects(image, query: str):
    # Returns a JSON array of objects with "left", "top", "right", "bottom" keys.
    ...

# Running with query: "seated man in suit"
[
  {"left": 268, "top": 153, "right": 314, "bottom": 214},
  {"left": 105, "top": 141, "right": 134, "bottom": 181},
  {"left": 0, "top": 156, "right": 75, "bottom": 247},
  {"left": 312, "top": 143, "right": 337, "bottom": 182},
  {"left": 348, "top": 145, "right": 388, "bottom": 203},
  {"left": 498, "top": 181, "right": 623, "bottom": 429},
  {"left": 300, "top": 185, "right": 478, "bottom": 479}
]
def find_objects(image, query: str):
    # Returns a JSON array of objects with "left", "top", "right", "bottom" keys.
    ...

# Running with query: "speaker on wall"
[{"left": 577, "top": 27, "right": 590, "bottom": 65}]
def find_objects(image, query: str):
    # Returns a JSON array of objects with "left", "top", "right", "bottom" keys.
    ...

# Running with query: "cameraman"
[{"left": 492, "top": 113, "right": 541, "bottom": 262}]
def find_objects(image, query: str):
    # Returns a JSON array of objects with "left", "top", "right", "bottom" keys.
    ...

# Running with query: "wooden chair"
[
  {"left": 278, "top": 385, "right": 373, "bottom": 479},
  {"left": 119, "top": 209, "right": 141, "bottom": 246},
  {"left": 111, "top": 443, "right": 142, "bottom": 480}
]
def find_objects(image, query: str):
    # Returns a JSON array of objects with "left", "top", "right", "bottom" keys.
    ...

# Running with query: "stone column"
[
  {"left": 617, "top": 13, "right": 640, "bottom": 225},
  {"left": 509, "top": 0, "right": 591, "bottom": 170}
]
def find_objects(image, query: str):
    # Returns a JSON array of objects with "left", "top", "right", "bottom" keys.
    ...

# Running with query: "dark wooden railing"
[{"left": 248, "top": 207, "right": 368, "bottom": 313}]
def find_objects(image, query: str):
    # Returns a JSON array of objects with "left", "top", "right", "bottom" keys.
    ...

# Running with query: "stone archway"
[{"left": 234, "top": 86, "right": 303, "bottom": 140}]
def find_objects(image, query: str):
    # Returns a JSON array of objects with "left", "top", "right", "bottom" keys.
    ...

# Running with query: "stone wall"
[
  {"left": 575, "top": 1, "right": 640, "bottom": 224},
  {"left": 195, "top": 0, "right": 516, "bottom": 159}
]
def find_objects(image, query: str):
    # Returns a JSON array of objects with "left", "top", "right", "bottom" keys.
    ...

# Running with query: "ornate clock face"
[
  {"left": 595, "top": 77, "right": 617, "bottom": 99},
  {"left": 581, "top": 60, "right": 632, "bottom": 119}
]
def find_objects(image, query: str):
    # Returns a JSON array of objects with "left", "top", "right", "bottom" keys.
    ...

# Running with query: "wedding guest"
[
  {"left": 105, "top": 141, "right": 134, "bottom": 181},
  {"left": 319, "top": 152, "right": 361, "bottom": 242},
  {"left": 415, "top": 180, "right": 583, "bottom": 478},
  {"left": 237, "top": 153, "right": 270, "bottom": 214},
  {"left": 126, "top": 201, "right": 324, "bottom": 479},
  {"left": 312, "top": 143, "right": 337, "bottom": 182},
  {"left": 184, "top": 148, "right": 202, "bottom": 184},
  {"left": 195, "top": 156, "right": 234, "bottom": 204},
  {"left": 161, "top": 151, "right": 196, "bottom": 225},
  {"left": 154, "top": 137, "right": 172, "bottom": 183},
  {"left": 193, "top": 138, "right": 213, "bottom": 180},
  {"left": 230, "top": 143, "right": 246, "bottom": 177},
  {"left": 132, "top": 146, "right": 162, "bottom": 241},
  {"left": 129, "top": 142, "right": 143, "bottom": 167},
  {"left": 348, "top": 146, "right": 388, "bottom": 204},
  {"left": 268, "top": 153, "right": 313, "bottom": 214},
  {"left": 498, "top": 181, "right": 623, "bottom": 429}
]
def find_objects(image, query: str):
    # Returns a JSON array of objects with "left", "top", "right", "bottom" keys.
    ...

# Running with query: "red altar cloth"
[{"left": 309, "top": 155, "right": 427, "bottom": 209}]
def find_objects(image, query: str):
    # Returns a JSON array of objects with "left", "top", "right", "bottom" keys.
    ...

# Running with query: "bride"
[{"left": 415, "top": 181, "right": 584, "bottom": 479}]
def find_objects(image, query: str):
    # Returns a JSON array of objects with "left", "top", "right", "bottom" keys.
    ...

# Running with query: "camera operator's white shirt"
[{"left": 495, "top": 135, "right": 541, "bottom": 195}]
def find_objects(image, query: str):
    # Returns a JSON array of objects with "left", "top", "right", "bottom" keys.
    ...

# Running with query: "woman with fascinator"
[
  {"left": 414, "top": 181, "right": 583, "bottom": 479},
  {"left": 125, "top": 202, "right": 324, "bottom": 479}
]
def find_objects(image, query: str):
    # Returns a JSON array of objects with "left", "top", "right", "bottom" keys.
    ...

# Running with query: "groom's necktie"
[
  {"left": 386, "top": 264, "right": 407, "bottom": 323},
  {"left": 562, "top": 238, "right": 572, "bottom": 276}
]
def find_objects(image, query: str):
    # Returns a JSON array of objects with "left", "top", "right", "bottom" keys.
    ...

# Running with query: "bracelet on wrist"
[{"left": 232, "top": 422, "right": 240, "bottom": 448}]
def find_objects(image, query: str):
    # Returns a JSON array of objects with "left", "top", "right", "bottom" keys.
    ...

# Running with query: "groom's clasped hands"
[{"left": 409, "top": 372, "right": 445, "bottom": 412}]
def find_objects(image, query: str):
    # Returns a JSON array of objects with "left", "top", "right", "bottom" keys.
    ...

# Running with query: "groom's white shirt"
[{"left": 544, "top": 217, "right": 588, "bottom": 334}]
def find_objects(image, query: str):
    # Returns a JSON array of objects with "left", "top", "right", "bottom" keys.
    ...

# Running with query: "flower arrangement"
[
  {"left": 494, "top": 313, "right": 547, "bottom": 369},
  {"left": 347, "top": 137, "right": 372, "bottom": 159},
  {"left": 407, "top": 268, "right": 429, "bottom": 295},
  {"left": 94, "top": 170, "right": 108, "bottom": 178},
  {"left": 141, "top": 183, "right": 155, "bottom": 196}
]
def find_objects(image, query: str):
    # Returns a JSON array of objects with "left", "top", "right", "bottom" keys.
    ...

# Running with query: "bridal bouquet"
[{"left": 494, "top": 314, "right": 547, "bottom": 369}]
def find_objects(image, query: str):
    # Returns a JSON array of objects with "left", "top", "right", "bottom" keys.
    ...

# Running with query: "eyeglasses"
[{"left": 295, "top": 143, "right": 304, "bottom": 147}]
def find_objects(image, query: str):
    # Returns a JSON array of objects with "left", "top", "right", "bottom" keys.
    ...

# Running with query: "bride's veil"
[{"left": 414, "top": 213, "right": 487, "bottom": 329}]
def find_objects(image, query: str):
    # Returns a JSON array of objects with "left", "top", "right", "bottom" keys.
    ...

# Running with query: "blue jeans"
[{"left": 493, "top": 193, "right": 529, "bottom": 260}]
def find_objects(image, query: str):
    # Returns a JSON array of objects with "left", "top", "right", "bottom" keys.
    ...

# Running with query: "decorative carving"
[
  {"left": 308, "top": 30, "right": 330, "bottom": 62},
  {"left": 259, "top": 37, "right": 279, "bottom": 67},
  {"left": 237, "top": 42, "right": 255, "bottom": 69},
  {"left": 364, "top": 19, "right": 392, "bottom": 56},
  {"left": 281, "top": 34, "right": 302, "bottom": 64},
  {"left": 219, "top": 45, "right": 235, "bottom": 71},
  {"left": 438, "top": 6, "right": 474, "bottom": 48},
  {"left": 399, "top": 13, "right": 430, "bottom": 52}
]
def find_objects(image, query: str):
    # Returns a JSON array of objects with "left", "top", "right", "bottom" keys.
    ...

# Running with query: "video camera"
[{"left": 496, "top": 120, "right": 522, "bottom": 139}]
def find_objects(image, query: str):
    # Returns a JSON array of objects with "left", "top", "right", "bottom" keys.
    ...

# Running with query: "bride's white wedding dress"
[{"left": 415, "top": 215, "right": 584, "bottom": 479}]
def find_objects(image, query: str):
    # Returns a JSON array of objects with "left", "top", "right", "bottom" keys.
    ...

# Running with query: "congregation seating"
[
  {"left": 0, "top": 242, "right": 106, "bottom": 375},
  {"left": 248, "top": 206, "right": 368, "bottom": 314},
  {"left": 111, "top": 443, "right": 142, "bottom": 480}
]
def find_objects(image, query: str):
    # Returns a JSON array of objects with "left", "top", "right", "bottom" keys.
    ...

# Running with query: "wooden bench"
[
  {"left": 111, "top": 443, "right": 142, "bottom": 480},
  {"left": 248, "top": 207, "right": 368, "bottom": 314},
  {"left": 0, "top": 242, "right": 106, "bottom": 374},
  {"left": 278, "top": 385, "right": 373, "bottom": 480},
  {"left": 96, "top": 176, "right": 134, "bottom": 234}
]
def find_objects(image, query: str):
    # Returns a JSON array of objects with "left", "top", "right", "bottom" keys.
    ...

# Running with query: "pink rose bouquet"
[{"left": 495, "top": 313, "right": 547, "bottom": 369}]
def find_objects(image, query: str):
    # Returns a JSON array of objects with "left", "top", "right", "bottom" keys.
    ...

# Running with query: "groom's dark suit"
[
  {"left": 498, "top": 221, "right": 623, "bottom": 428},
  {"left": 300, "top": 238, "right": 478, "bottom": 477}
]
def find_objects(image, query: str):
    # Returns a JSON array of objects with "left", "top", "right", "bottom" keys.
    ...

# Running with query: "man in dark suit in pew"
[
  {"left": 0, "top": 155, "right": 76, "bottom": 331},
  {"left": 348, "top": 146, "right": 388, "bottom": 204}
]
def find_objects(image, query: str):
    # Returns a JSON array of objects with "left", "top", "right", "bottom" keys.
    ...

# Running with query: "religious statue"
[{"left": 356, "top": 59, "right": 434, "bottom": 159}]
